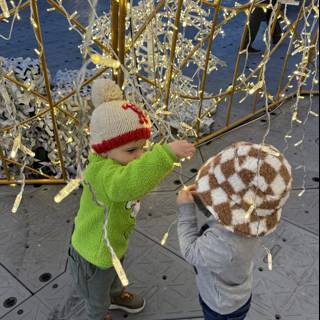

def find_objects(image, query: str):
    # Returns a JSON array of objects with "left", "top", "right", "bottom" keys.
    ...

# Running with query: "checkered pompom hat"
[
  {"left": 195, "top": 142, "right": 293, "bottom": 237},
  {"left": 90, "top": 79, "right": 151, "bottom": 154}
]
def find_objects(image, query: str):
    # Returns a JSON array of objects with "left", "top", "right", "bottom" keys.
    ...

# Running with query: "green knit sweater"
[{"left": 71, "top": 144, "right": 177, "bottom": 269}]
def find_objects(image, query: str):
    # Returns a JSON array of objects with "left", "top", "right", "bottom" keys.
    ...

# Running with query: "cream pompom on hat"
[{"left": 90, "top": 79, "right": 151, "bottom": 154}]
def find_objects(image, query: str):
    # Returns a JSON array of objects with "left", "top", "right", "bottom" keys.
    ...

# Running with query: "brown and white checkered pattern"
[{"left": 195, "top": 142, "right": 293, "bottom": 238}]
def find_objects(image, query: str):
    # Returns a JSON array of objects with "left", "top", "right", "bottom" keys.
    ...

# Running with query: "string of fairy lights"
[
  {"left": 282, "top": 0, "right": 319, "bottom": 199},
  {"left": 0, "top": 0, "right": 319, "bottom": 283}
]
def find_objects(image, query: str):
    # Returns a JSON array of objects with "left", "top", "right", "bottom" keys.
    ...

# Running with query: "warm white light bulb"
[
  {"left": 10, "top": 133, "right": 21, "bottom": 159},
  {"left": 91, "top": 54, "right": 121, "bottom": 69},
  {"left": 261, "top": 145, "right": 280, "bottom": 157},
  {"left": 245, "top": 204, "right": 255, "bottom": 220},
  {"left": 0, "top": 0, "right": 10, "bottom": 18},
  {"left": 112, "top": 254, "right": 129, "bottom": 286},
  {"left": 267, "top": 253, "right": 273, "bottom": 271},
  {"left": 12, "top": 192, "right": 22, "bottom": 213},
  {"left": 54, "top": 179, "right": 81, "bottom": 203},
  {"left": 161, "top": 232, "right": 169, "bottom": 246},
  {"left": 20, "top": 144, "right": 35, "bottom": 158}
]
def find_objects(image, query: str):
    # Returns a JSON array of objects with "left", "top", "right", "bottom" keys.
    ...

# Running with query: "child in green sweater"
[{"left": 68, "top": 79, "right": 195, "bottom": 320}]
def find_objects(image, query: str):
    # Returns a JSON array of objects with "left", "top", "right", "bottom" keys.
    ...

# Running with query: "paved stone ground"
[{"left": 0, "top": 1, "right": 319, "bottom": 320}]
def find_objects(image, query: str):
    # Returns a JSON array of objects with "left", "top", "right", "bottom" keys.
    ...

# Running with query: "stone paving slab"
[
  {"left": 114, "top": 232, "right": 203, "bottom": 320},
  {"left": 138, "top": 191, "right": 183, "bottom": 255},
  {"left": 0, "top": 185, "right": 77, "bottom": 293},
  {"left": 1, "top": 231, "right": 203, "bottom": 320},
  {"left": 249, "top": 221, "right": 319, "bottom": 320},
  {"left": 0, "top": 265, "right": 30, "bottom": 319},
  {"left": 1, "top": 296, "right": 52, "bottom": 320},
  {"left": 283, "top": 189, "right": 319, "bottom": 235}
]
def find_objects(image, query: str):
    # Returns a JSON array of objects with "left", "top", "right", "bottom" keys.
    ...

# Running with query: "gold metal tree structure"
[{"left": 0, "top": 0, "right": 319, "bottom": 185}]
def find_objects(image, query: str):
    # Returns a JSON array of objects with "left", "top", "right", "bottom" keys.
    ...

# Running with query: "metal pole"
[
  {"left": 31, "top": 0, "right": 67, "bottom": 180},
  {"left": 0, "top": 179, "right": 65, "bottom": 185},
  {"left": 118, "top": 0, "right": 127, "bottom": 88},
  {"left": 0, "top": 146, "right": 10, "bottom": 180},
  {"left": 1, "top": 157, "right": 54, "bottom": 179},
  {"left": 196, "top": 0, "right": 222, "bottom": 136},
  {"left": 225, "top": 0, "right": 257, "bottom": 126},
  {"left": 0, "top": 0, "right": 29, "bottom": 21},
  {"left": 111, "top": 0, "right": 119, "bottom": 82},
  {"left": 164, "top": 0, "right": 184, "bottom": 110}
]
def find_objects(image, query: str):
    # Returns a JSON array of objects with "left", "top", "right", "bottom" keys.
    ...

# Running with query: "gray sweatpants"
[{"left": 67, "top": 246, "right": 123, "bottom": 320}]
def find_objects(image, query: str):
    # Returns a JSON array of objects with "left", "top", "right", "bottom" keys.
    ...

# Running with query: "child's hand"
[
  {"left": 168, "top": 140, "right": 196, "bottom": 158},
  {"left": 177, "top": 185, "right": 196, "bottom": 205}
]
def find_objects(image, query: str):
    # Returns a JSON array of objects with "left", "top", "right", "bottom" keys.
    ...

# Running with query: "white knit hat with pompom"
[{"left": 90, "top": 79, "right": 151, "bottom": 154}]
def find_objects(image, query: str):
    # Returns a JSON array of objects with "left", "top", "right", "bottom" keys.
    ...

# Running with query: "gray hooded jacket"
[{"left": 177, "top": 203, "right": 260, "bottom": 315}]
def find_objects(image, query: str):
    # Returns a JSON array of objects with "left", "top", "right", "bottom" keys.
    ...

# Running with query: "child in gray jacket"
[{"left": 177, "top": 142, "right": 292, "bottom": 320}]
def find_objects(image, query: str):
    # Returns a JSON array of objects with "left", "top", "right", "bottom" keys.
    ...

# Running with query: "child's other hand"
[
  {"left": 168, "top": 140, "right": 196, "bottom": 158},
  {"left": 177, "top": 185, "right": 196, "bottom": 205}
]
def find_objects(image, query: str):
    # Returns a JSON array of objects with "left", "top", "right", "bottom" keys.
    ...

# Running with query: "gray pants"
[
  {"left": 67, "top": 246, "right": 123, "bottom": 320},
  {"left": 245, "top": 0, "right": 282, "bottom": 46}
]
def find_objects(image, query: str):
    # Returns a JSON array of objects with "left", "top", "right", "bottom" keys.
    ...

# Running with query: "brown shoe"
[
  {"left": 110, "top": 290, "right": 145, "bottom": 314},
  {"left": 104, "top": 314, "right": 112, "bottom": 320}
]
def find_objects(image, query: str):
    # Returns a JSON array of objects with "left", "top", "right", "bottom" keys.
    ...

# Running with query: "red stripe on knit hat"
[{"left": 92, "top": 127, "right": 151, "bottom": 154}]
